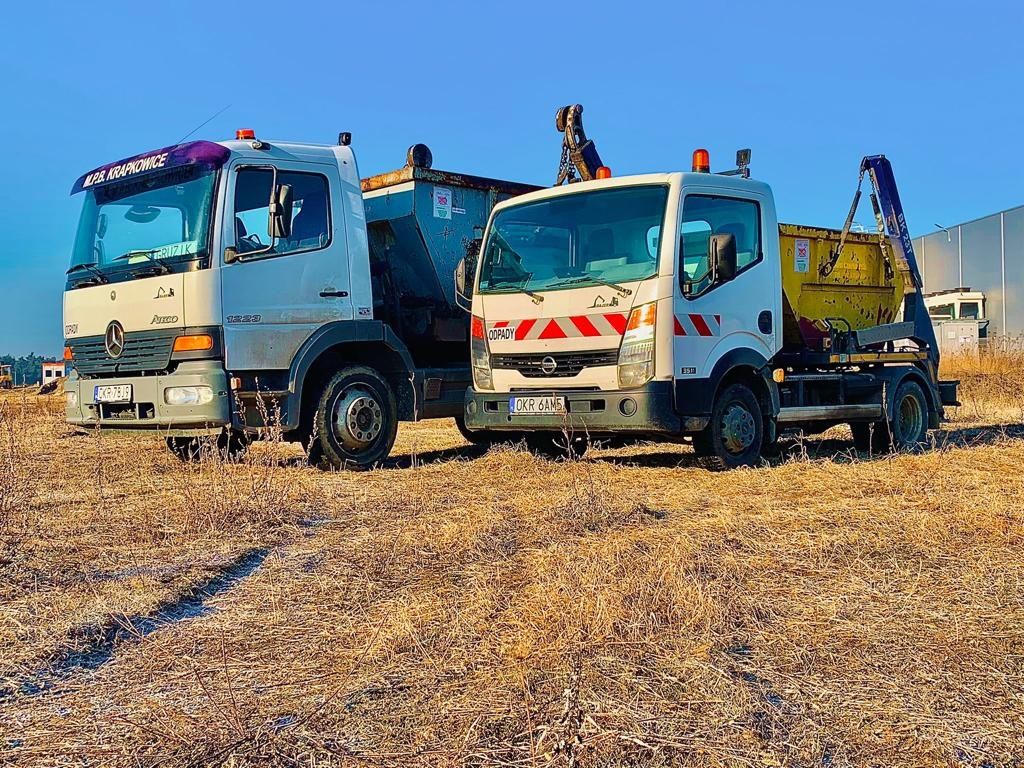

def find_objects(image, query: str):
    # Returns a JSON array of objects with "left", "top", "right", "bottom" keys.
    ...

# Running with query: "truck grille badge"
[{"left": 104, "top": 321, "right": 125, "bottom": 358}]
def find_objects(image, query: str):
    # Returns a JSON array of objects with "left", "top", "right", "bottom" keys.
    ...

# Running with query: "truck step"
[{"left": 776, "top": 404, "right": 883, "bottom": 423}]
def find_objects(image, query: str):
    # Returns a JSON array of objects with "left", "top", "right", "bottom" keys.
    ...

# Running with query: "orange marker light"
[
  {"left": 173, "top": 334, "right": 214, "bottom": 352},
  {"left": 595, "top": 166, "right": 612, "bottom": 179},
  {"left": 63, "top": 346, "right": 74, "bottom": 361},
  {"left": 471, "top": 316, "right": 486, "bottom": 340},
  {"left": 692, "top": 148, "right": 711, "bottom": 173},
  {"left": 236, "top": 128, "right": 256, "bottom": 140},
  {"left": 626, "top": 302, "right": 657, "bottom": 332}
]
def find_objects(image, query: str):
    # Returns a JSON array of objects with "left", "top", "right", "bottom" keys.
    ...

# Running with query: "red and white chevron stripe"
[
  {"left": 488, "top": 313, "right": 628, "bottom": 341},
  {"left": 673, "top": 313, "right": 721, "bottom": 337}
]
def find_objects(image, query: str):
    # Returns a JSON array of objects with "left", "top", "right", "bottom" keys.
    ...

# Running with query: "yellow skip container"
[{"left": 778, "top": 223, "right": 910, "bottom": 351}]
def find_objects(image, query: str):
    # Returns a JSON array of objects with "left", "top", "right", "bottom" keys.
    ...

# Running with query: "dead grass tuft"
[{"left": 1, "top": 350, "right": 1023, "bottom": 766}]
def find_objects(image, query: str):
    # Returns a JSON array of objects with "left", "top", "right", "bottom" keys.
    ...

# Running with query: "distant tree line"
[{"left": 0, "top": 353, "right": 60, "bottom": 386}]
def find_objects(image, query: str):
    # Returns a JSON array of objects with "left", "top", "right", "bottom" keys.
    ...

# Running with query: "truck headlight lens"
[
  {"left": 66, "top": 391, "right": 78, "bottom": 408},
  {"left": 164, "top": 386, "right": 214, "bottom": 406},
  {"left": 618, "top": 302, "right": 657, "bottom": 388},
  {"left": 471, "top": 315, "right": 493, "bottom": 391}
]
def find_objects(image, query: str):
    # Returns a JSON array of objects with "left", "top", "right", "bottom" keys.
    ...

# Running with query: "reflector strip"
[{"left": 674, "top": 313, "right": 722, "bottom": 337}]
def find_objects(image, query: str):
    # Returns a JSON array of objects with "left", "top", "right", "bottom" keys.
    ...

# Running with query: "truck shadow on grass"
[
  {"left": 594, "top": 423, "right": 1024, "bottom": 470},
  {"left": 1, "top": 548, "right": 271, "bottom": 700}
]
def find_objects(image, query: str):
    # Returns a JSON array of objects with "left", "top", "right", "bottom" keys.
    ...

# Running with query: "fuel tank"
[{"left": 778, "top": 223, "right": 910, "bottom": 351}]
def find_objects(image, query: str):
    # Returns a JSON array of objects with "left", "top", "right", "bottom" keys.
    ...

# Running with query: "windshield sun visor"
[{"left": 71, "top": 141, "right": 230, "bottom": 195}]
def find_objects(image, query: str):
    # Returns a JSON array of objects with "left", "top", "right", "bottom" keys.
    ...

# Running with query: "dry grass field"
[{"left": 1, "top": 354, "right": 1023, "bottom": 767}]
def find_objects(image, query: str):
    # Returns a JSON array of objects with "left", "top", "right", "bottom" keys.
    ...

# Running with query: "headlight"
[
  {"left": 471, "top": 315, "right": 493, "bottom": 391},
  {"left": 66, "top": 391, "right": 78, "bottom": 408},
  {"left": 164, "top": 386, "right": 214, "bottom": 406},
  {"left": 618, "top": 302, "right": 657, "bottom": 388}
]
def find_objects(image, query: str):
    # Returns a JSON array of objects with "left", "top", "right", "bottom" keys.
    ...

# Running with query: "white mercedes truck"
[{"left": 63, "top": 131, "right": 536, "bottom": 468}]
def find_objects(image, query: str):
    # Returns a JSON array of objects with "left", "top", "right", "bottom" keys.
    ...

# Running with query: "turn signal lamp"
[
  {"left": 236, "top": 128, "right": 256, "bottom": 140},
  {"left": 63, "top": 346, "right": 74, "bottom": 361},
  {"left": 173, "top": 334, "right": 214, "bottom": 352},
  {"left": 619, "top": 302, "right": 657, "bottom": 388},
  {"left": 470, "top": 316, "right": 492, "bottom": 390},
  {"left": 595, "top": 166, "right": 612, "bottom": 179},
  {"left": 692, "top": 148, "right": 711, "bottom": 173},
  {"left": 470, "top": 315, "right": 486, "bottom": 340}
]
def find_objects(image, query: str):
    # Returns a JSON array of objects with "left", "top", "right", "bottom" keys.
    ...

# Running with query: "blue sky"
[{"left": 2, "top": 0, "right": 1022, "bottom": 356}]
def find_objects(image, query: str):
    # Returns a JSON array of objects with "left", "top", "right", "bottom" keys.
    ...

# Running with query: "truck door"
[
  {"left": 672, "top": 191, "right": 780, "bottom": 382},
  {"left": 220, "top": 161, "right": 353, "bottom": 372}
]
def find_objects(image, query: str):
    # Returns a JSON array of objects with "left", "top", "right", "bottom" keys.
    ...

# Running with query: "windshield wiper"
[
  {"left": 66, "top": 262, "right": 109, "bottom": 284},
  {"left": 114, "top": 249, "right": 171, "bottom": 275},
  {"left": 550, "top": 274, "right": 633, "bottom": 297},
  {"left": 486, "top": 277, "right": 544, "bottom": 304}
]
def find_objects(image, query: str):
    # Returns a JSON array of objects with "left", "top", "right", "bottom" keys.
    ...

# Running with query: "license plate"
[
  {"left": 94, "top": 384, "right": 133, "bottom": 403},
  {"left": 509, "top": 395, "right": 566, "bottom": 415}
]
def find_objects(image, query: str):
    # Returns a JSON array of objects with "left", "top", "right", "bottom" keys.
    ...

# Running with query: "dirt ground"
[{"left": 1, "top": 360, "right": 1023, "bottom": 767}]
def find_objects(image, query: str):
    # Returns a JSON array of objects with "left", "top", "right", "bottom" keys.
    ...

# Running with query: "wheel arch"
[
  {"left": 675, "top": 347, "right": 779, "bottom": 424},
  {"left": 285, "top": 321, "right": 417, "bottom": 432}
]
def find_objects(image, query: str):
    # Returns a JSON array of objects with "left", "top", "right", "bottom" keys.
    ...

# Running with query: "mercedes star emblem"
[
  {"left": 104, "top": 321, "right": 125, "bottom": 358},
  {"left": 540, "top": 356, "right": 558, "bottom": 375}
]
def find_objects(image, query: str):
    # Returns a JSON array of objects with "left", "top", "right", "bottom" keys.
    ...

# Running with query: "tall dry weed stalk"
[{"left": 0, "top": 401, "right": 32, "bottom": 541}]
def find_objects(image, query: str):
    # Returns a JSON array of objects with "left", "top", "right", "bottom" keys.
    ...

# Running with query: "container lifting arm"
[
  {"left": 554, "top": 104, "right": 605, "bottom": 185},
  {"left": 824, "top": 155, "right": 939, "bottom": 364}
]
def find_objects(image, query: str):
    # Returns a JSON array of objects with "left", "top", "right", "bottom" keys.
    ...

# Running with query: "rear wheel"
[
  {"left": 309, "top": 366, "right": 398, "bottom": 470},
  {"left": 698, "top": 382, "right": 764, "bottom": 470},
  {"left": 855, "top": 380, "right": 928, "bottom": 454}
]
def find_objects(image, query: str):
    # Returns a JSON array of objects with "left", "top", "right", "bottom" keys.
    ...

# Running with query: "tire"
[
  {"left": 166, "top": 430, "right": 250, "bottom": 462},
  {"left": 309, "top": 366, "right": 398, "bottom": 470},
  {"left": 698, "top": 382, "right": 764, "bottom": 470},
  {"left": 851, "top": 380, "right": 929, "bottom": 454},
  {"left": 453, "top": 415, "right": 516, "bottom": 447},
  {"left": 524, "top": 432, "right": 589, "bottom": 460}
]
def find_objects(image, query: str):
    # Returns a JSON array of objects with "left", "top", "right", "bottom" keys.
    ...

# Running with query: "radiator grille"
[
  {"left": 69, "top": 330, "right": 177, "bottom": 376},
  {"left": 490, "top": 349, "right": 618, "bottom": 378}
]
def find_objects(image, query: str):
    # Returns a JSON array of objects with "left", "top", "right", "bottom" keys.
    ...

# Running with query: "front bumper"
[
  {"left": 464, "top": 380, "right": 691, "bottom": 436},
  {"left": 65, "top": 360, "right": 231, "bottom": 435}
]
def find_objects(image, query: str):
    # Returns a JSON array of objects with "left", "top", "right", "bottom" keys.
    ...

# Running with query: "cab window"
[
  {"left": 680, "top": 195, "right": 761, "bottom": 297},
  {"left": 233, "top": 168, "right": 331, "bottom": 257}
]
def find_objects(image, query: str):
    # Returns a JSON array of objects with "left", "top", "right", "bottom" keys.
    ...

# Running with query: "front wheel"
[
  {"left": 166, "top": 429, "right": 250, "bottom": 462},
  {"left": 523, "top": 432, "right": 589, "bottom": 460},
  {"left": 309, "top": 366, "right": 398, "bottom": 470},
  {"left": 697, "top": 382, "right": 764, "bottom": 470}
]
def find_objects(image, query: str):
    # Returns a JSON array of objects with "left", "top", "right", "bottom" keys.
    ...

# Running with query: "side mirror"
[
  {"left": 709, "top": 233, "right": 737, "bottom": 283},
  {"left": 268, "top": 183, "right": 293, "bottom": 240},
  {"left": 454, "top": 256, "right": 471, "bottom": 312}
]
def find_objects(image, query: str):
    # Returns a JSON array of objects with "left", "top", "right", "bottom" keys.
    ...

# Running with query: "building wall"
[{"left": 913, "top": 204, "right": 1024, "bottom": 337}]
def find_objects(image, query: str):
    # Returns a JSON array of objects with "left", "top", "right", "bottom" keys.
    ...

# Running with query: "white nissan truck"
[
  {"left": 460, "top": 127, "right": 957, "bottom": 467},
  {"left": 63, "top": 131, "right": 535, "bottom": 467}
]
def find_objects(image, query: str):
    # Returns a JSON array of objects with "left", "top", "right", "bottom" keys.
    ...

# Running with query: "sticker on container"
[
  {"left": 433, "top": 187, "right": 452, "bottom": 219},
  {"left": 452, "top": 206, "right": 466, "bottom": 215},
  {"left": 794, "top": 238, "right": 810, "bottom": 273}
]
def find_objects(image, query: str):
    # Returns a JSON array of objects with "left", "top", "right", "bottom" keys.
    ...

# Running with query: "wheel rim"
[
  {"left": 721, "top": 402, "right": 757, "bottom": 455},
  {"left": 897, "top": 392, "right": 923, "bottom": 442},
  {"left": 332, "top": 386, "right": 384, "bottom": 452}
]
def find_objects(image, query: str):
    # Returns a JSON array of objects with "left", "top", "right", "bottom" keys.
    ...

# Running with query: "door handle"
[
  {"left": 758, "top": 310, "right": 773, "bottom": 334},
  {"left": 319, "top": 290, "right": 349, "bottom": 298}
]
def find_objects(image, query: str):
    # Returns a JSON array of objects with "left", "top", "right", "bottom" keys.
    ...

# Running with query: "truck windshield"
[
  {"left": 478, "top": 185, "right": 668, "bottom": 294},
  {"left": 69, "top": 165, "right": 217, "bottom": 281}
]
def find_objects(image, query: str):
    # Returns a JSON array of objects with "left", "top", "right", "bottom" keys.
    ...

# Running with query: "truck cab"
[
  {"left": 463, "top": 169, "right": 779, "bottom": 448},
  {"left": 63, "top": 133, "right": 532, "bottom": 467},
  {"left": 463, "top": 151, "right": 954, "bottom": 467}
]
